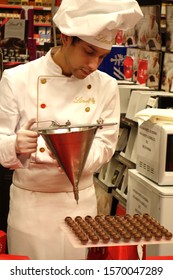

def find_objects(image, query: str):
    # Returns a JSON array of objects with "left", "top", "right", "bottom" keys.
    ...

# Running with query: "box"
[
  {"left": 136, "top": 120, "right": 173, "bottom": 185},
  {"left": 0, "top": 231, "right": 6, "bottom": 254},
  {"left": 127, "top": 169, "right": 173, "bottom": 256},
  {"left": 98, "top": 46, "right": 127, "bottom": 80}
]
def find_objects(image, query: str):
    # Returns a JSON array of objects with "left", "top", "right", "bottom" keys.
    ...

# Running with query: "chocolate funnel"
[{"left": 39, "top": 126, "right": 97, "bottom": 203}]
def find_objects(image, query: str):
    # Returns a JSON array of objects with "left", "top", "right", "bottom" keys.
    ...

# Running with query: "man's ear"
[{"left": 61, "top": 34, "right": 72, "bottom": 46}]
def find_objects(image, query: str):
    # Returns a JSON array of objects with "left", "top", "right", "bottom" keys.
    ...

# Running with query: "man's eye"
[{"left": 85, "top": 49, "right": 94, "bottom": 55}]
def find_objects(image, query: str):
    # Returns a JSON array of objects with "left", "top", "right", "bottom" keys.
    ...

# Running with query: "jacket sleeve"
[
  {"left": 0, "top": 71, "right": 25, "bottom": 169},
  {"left": 83, "top": 79, "right": 120, "bottom": 174}
]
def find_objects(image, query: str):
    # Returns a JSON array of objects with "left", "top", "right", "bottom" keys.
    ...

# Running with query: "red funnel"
[{"left": 40, "top": 126, "right": 97, "bottom": 203}]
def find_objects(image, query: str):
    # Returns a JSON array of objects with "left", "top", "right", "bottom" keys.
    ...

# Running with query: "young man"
[{"left": 0, "top": 0, "right": 142, "bottom": 259}]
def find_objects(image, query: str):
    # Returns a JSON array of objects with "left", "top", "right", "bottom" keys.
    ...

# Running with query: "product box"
[
  {"left": 161, "top": 52, "right": 173, "bottom": 92},
  {"left": 135, "top": 5, "right": 162, "bottom": 51},
  {"left": 98, "top": 46, "right": 127, "bottom": 80},
  {"left": 0, "top": 231, "right": 6, "bottom": 254},
  {"left": 165, "top": 5, "right": 173, "bottom": 52},
  {"left": 136, "top": 50, "right": 162, "bottom": 89},
  {"left": 125, "top": 48, "right": 140, "bottom": 82},
  {"left": 98, "top": 157, "right": 126, "bottom": 188}
]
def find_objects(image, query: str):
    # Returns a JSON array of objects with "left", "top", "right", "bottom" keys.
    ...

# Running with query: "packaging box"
[
  {"left": 0, "top": 231, "right": 6, "bottom": 254},
  {"left": 165, "top": 5, "right": 173, "bottom": 52},
  {"left": 98, "top": 46, "right": 127, "bottom": 80},
  {"left": 135, "top": 5, "right": 162, "bottom": 51},
  {"left": 161, "top": 52, "right": 173, "bottom": 92},
  {"left": 98, "top": 157, "right": 126, "bottom": 188},
  {"left": 125, "top": 48, "right": 140, "bottom": 83}
]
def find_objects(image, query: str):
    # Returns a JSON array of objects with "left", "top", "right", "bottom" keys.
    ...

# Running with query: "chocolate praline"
[
  {"left": 165, "top": 232, "right": 173, "bottom": 240},
  {"left": 123, "top": 233, "right": 131, "bottom": 242},
  {"left": 154, "top": 231, "right": 163, "bottom": 241},
  {"left": 133, "top": 232, "right": 142, "bottom": 242},
  {"left": 144, "top": 232, "right": 152, "bottom": 241},
  {"left": 79, "top": 236, "right": 89, "bottom": 245}
]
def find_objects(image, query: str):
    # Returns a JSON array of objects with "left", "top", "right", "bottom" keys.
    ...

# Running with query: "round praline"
[
  {"left": 111, "top": 233, "right": 120, "bottom": 243},
  {"left": 79, "top": 236, "right": 89, "bottom": 245},
  {"left": 165, "top": 232, "right": 173, "bottom": 240},
  {"left": 90, "top": 235, "right": 99, "bottom": 244},
  {"left": 123, "top": 233, "right": 131, "bottom": 242},
  {"left": 144, "top": 232, "right": 152, "bottom": 241},
  {"left": 154, "top": 231, "right": 162, "bottom": 241},
  {"left": 133, "top": 232, "right": 142, "bottom": 242}
]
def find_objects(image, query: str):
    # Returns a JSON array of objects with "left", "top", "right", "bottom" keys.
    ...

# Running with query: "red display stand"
[
  {"left": 0, "top": 231, "right": 6, "bottom": 254},
  {"left": 0, "top": 254, "right": 30, "bottom": 260}
]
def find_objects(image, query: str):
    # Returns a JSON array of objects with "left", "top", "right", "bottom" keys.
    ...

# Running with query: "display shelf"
[
  {"left": 94, "top": 173, "right": 114, "bottom": 193},
  {"left": 111, "top": 188, "right": 127, "bottom": 209},
  {"left": 114, "top": 152, "right": 136, "bottom": 169}
]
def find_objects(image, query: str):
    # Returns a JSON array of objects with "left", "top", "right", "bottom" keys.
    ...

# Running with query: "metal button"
[
  {"left": 87, "top": 84, "right": 92, "bottom": 89},
  {"left": 40, "top": 103, "right": 46, "bottom": 109},
  {"left": 85, "top": 107, "right": 90, "bottom": 112},
  {"left": 40, "top": 78, "right": 47, "bottom": 84},
  {"left": 39, "top": 147, "right": 45, "bottom": 153}
]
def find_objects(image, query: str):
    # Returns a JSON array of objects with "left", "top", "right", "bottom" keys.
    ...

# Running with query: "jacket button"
[
  {"left": 40, "top": 103, "right": 46, "bottom": 108},
  {"left": 39, "top": 147, "right": 45, "bottom": 153},
  {"left": 40, "top": 78, "right": 47, "bottom": 84},
  {"left": 87, "top": 84, "right": 92, "bottom": 89},
  {"left": 85, "top": 107, "right": 90, "bottom": 112}
]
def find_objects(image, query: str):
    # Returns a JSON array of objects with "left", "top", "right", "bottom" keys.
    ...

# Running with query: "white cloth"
[
  {"left": 53, "top": 0, "right": 143, "bottom": 50},
  {"left": 7, "top": 184, "right": 97, "bottom": 260},
  {"left": 0, "top": 47, "right": 120, "bottom": 259}
]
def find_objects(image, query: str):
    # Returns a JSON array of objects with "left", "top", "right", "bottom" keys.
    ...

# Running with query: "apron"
[{"left": 7, "top": 184, "right": 97, "bottom": 260}]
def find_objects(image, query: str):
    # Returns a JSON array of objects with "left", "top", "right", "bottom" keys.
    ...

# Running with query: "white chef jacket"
[{"left": 0, "top": 48, "right": 120, "bottom": 259}]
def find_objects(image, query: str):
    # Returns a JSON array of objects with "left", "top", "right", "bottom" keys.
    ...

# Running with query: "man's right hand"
[{"left": 15, "top": 119, "right": 38, "bottom": 155}]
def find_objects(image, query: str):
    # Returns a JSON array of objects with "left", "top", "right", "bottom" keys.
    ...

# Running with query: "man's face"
[{"left": 62, "top": 37, "right": 110, "bottom": 79}]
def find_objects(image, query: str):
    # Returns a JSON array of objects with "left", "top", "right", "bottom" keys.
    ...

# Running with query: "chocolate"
[
  {"left": 165, "top": 232, "right": 172, "bottom": 240},
  {"left": 64, "top": 214, "right": 173, "bottom": 245}
]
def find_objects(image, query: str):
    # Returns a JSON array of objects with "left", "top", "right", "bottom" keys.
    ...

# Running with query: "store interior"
[{"left": 1, "top": 0, "right": 173, "bottom": 260}]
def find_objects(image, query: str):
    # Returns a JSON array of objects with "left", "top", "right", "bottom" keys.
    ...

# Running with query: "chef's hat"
[{"left": 53, "top": 0, "right": 143, "bottom": 50}]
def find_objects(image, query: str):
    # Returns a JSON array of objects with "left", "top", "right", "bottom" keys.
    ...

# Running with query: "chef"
[{"left": 0, "top": 0, "right": 142, "bottom": 260}]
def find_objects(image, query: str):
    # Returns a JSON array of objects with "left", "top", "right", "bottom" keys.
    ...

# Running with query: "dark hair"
[{"left": 71, "top": 36, "right": 82, "bottom": 45}]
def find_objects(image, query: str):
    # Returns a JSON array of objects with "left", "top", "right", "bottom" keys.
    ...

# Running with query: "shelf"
[
  {"left": 93, "top": 174, "right": 114, "bottom": 193},
  {"left": 114, "top": 152, "right": 136, "bottom": 169},
  {"left": 0, "top": 4, "right": 51, "bottom": 10},
  {"left": 111, "top": 188, "right": 127, "bottom": 209},
  {"left": 120, "top": 115, "right": 138, "bottom": 128}
]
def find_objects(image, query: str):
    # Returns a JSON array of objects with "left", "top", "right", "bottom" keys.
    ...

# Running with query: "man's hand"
[{"left": 15, "top": 119, "right": 38, "bottom": 155}]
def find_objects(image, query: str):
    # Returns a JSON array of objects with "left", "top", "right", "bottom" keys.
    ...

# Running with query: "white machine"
[
  {"left": 127, "top": 169, "right": 173, "bottom": 256},
  {"left": 136, "top": 120, "right": 173, "bottom": 185},
  {"left": 118, "top": 84, "right": 150, "bottom": 113},
  {"left": 125, "top": 90, "right": 173, "bottom": 122}
]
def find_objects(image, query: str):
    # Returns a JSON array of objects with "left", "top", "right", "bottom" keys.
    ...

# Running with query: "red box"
[
  {"left": 0, "top": 231, "right": 6, "bottom": 254},
  {"left": 0, "top": 254, "right": 30, "bottom": 260}
]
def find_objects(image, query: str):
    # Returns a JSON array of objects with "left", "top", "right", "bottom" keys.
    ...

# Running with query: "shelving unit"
[{"left": 0, "top": 1, "right": 60, "bottom": 63}]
